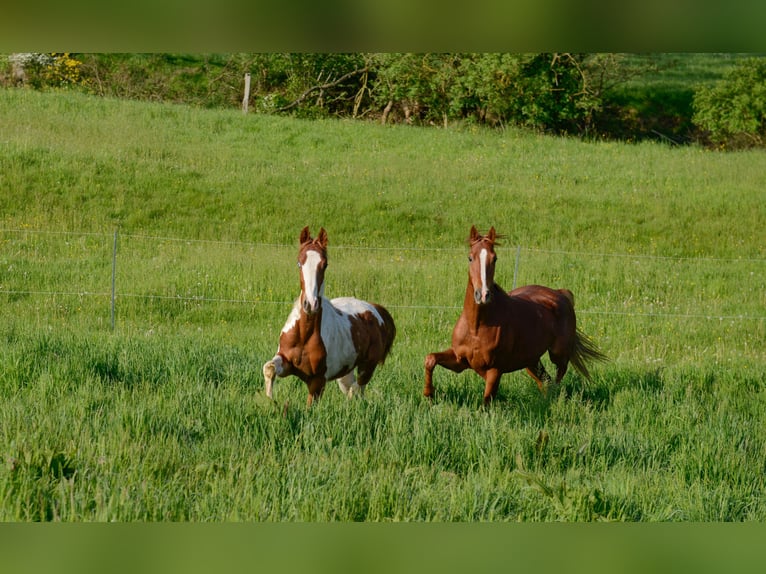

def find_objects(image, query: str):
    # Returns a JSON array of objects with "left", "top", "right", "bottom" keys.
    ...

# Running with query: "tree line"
[{"left": 3, "top": 52, "right": 766, "bottom": 149}]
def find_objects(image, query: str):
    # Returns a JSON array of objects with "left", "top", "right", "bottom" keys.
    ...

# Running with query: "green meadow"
[{"left": 0, "top": 88, "right": 764, "bottom": 520}]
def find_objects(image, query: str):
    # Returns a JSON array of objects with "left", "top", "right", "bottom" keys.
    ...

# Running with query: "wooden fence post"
[
  {"left": 111, "top": 229, "right": 118, "bottom": 331},
  {"left": 242, "top": 73, "right": 251, "bottom": 113}
]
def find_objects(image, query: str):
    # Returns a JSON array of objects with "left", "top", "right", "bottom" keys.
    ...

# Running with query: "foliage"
[
  {"left": 3, "top": 52, "right": 764, "bottom": 145},
  {"left": 370, "top": 53, "right": 599, "bottom": 133},
  {"left": 370, "top": 53, "right": 460, "bottom": 126},
  {"left": 5, "top": 53, "right": 85, "bottom": 89},
  {"left": 261, "top": 53, "right": 370, "bottom": 118},
  {"left": 692, "top": 58, "right": 766, "bottom": 149},
  {"left": 77, "top": 53, "right": 253, "bottom": 109}
]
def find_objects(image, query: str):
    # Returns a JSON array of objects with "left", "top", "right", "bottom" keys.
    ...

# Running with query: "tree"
[{"left": 372, "top": 53, "right": 604, "bottom": 133}]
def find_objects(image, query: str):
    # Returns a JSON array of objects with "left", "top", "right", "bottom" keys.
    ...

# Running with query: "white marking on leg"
[
  {"left": 263, "top": 355, "right": 284, "bottom": 399},
  {"left": 337, "top": 372, "right": 356, "bottom": 398}
]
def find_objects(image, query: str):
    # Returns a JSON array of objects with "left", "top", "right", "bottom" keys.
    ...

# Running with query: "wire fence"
[{"left": 1, "top": 227, "right": 765, "bottom": 330}]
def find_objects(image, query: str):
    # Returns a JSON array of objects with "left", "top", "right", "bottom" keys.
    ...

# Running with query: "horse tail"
[
  {"left": 570, "top": 328, "right": 608, "bottom": 381},
  {"left": 557, "top": 288, "right": 606, "bottom": 381},
  {"left": 373, "top": 304, "right": 396, "bottom": 364}
]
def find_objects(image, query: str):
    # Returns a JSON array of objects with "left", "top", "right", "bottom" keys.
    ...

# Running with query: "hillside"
[{"left": 0, "top": 88, "right": 764, "bottom": 522}]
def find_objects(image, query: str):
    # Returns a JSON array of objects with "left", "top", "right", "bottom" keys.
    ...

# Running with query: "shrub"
[
  {"left": 372, "top": 53, "right": 600, "bottom": 133},
  {"left": 5, "top": 53, "right": 85, "bottom": 89},
  {"left": 692, "top": 58, "right": 766, "bottom": 149}
]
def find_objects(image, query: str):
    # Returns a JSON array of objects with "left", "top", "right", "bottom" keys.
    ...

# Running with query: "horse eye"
[
  {"left": 297, "top": 262, "right": 302, "bottom": 268},
  {"left": 468, "top": 256, "right": 473, "bottom": 262}
]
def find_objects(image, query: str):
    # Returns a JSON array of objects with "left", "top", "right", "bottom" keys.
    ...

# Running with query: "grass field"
[{"left": 1, "top": 88, "right": 765, "bottom": 520}]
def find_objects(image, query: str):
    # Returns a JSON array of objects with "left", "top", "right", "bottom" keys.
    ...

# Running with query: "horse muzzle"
[
  {"left": 474, "top": 288, "right": 491, "bottom": 305},
  {"left": 302, "top": 297, "right": 320, "bottom": 315}
]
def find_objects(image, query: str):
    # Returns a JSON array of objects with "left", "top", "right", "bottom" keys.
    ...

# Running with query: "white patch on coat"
[
  {"left": 319, "top": 298, "right": 361, "bottom": 380},
  {"left": 277, "top": 295, "right": 383, "bottom": 382},
  {"left": 330, "top": 297, "right": 384, "bottom": 326},
  {"left": 280, "top": 299, "right": 302, "bottom": 335}
]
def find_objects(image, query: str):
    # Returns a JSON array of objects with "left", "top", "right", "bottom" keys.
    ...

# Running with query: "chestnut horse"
[
  {"left": 263, "top": 227, "right": 396, "bottom": 407},
  {"left": 424, "top": 226, "right": 607, "bottom": 406}
]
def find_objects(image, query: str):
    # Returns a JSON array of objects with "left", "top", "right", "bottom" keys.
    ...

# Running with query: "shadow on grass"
[
  {"left": 429, "top": 365, "right": 668, "bottom": 417},
  {"left": 424, "top": 370, "right": 558, "bottom": 420},
  {"left": 559, "top": 367, "right": 665, "bottom": 409}
]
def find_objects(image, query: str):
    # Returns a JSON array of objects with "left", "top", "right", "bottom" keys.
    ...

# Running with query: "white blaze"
[
  {"left": 301, "top": 250, "right": 323, "bottom": 310},
  {"left": 479, "top": 248, "right": 488, "bottom": 298}
]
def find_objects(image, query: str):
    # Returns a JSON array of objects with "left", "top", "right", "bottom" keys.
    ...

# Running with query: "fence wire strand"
[
  {"left": 1, "top": 228, "right": 764, "bottom": 323},
  {"left": 4, "top": 228, "right": 764, "bottom": 262}
]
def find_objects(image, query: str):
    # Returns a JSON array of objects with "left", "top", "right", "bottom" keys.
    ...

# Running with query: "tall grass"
[{"left": 0, "top": 89, "right": 765, "bottom": 520}]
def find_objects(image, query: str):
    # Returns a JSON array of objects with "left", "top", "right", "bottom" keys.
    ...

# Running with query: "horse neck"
[
  {"left": 297, "top": 297, "right": 324, "bottom": 337},
  {"left": 462, "top": 279, "right": 506, "bottom": 327},
  {"left": 462, "top": 279, "right": 487, "bottom": 327}
]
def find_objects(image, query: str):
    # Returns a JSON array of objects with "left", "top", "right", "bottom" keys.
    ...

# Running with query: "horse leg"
[
  {"left": 336, "top": 372, "right": 355, "bottom": 398},
  {"left": 338, "top": 371, "right": 365, "bottom": 399},
  {"left": 424, "top": 349, "right": 468, "bottom": 399},
  {"left": 553, "top": 359, "right": 569, "bottom": 385},
  {"left": 263, "top": 354, "right": 291, "bottom": 400},
  {"left": 548, "top": 347, "right": 570, "bottom": 385},
  {"left": 305, "top": 377, "right": 327, "bottom": 407},
  {"left": 526, "top": 360, "right": 552, "bottom": 394},
  {"left": 354, "top": 365, "right": 379, "bottom": 398},
  {"left": 482, "top": 369, "right": 502, "bottom": 406}
]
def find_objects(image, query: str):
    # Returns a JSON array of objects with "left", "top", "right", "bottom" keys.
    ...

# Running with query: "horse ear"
[
  {"left": 487, "top": 226, "right": 497, "bottom": 243},
  {"left": 469, "top": 225, "right": 480, "bottom": 243},
  {"left": 317, "top": 227, "right": 328, "bottom": 248},
  {"left": 299, "top": 226, "right": 311, "bottom": 245}
]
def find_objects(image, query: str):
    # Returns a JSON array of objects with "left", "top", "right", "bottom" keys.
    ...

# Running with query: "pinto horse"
[
  {"left": 263, "top": 227, "right": 396, "bottom": 407},
  {"left": 424, "top": 225, "right": 607, "bottom": 406}
]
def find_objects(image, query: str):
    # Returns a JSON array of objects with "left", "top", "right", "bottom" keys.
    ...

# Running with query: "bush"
[
  {"left": 8, "top": 52, "right": 760, "bottom": 146},
  {"left": 372, "top": 53, "right": 600, "bottom": 134},
  {"left": 4, "top": 53, "right": 85, "bottom": 89},
  {"left": 693, "top": 58, "right": 766, "bottom": 149},
  {"left": 78, "top": 53, "right": 253, "bottom": 108}
]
